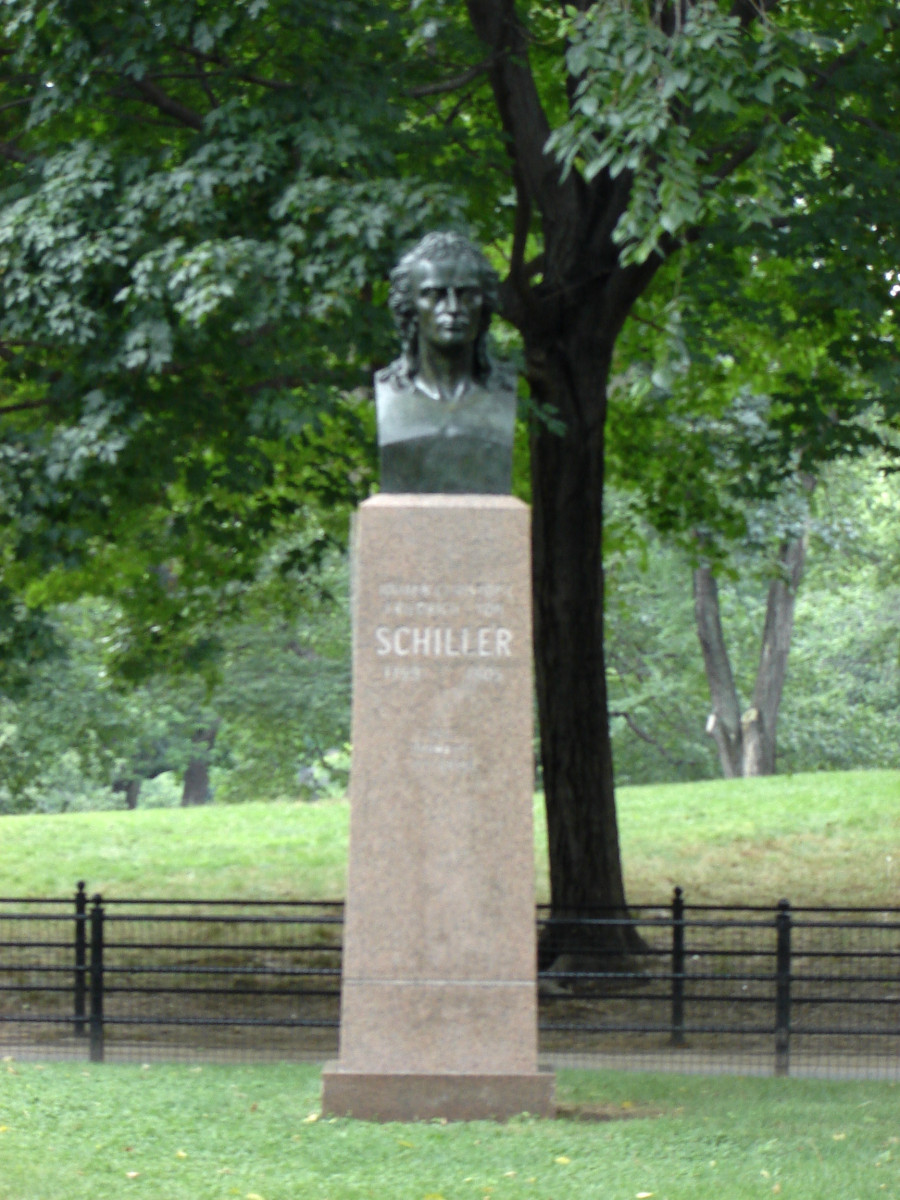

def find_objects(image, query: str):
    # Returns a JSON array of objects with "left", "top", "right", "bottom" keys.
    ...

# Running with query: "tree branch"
[
  {"left": 466, "top": 0, "right": 578, "bottom": 224},
  {"left": 247, "top": 374, "right": 307, "bottom": 394},
  {"left": 510, "top": 163, "right": 532, "bottom": 282},
  {"left": 407, "top": 59, "right": 492, "bottom": 97},
  {"left": 0, "top": 138, "right": 33, "bottom": 163},
  {"left": 498, "top": 160, "right": 537, "bottom": 327},
  {"left": 729, "top": 0, "right": 781, "bottom": 30},
  {"left": 0, "top": 399, "right": 55, "bottom": 415},
  {"left": 609, "top": 707, "right": 702, "bottom": 770},
  {"left": 130, "top": 78, "right": 204, "bottom": 130},
  {"left": 102, "top": 96, "right": 198, "bottom": 130},
  {"left": 693, "top": 563, "right": 744, "bottom": 778},
  {"left": 234, "top": 72, "right": 295, "bottom": 92},
  {"left": 173, "top": 42, "right": 295, "bottom": 92}
]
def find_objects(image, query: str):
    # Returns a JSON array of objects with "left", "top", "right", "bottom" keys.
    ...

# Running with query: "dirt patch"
[{"left": 555, "top": 1101, "right": 666, "bottom": 1122}]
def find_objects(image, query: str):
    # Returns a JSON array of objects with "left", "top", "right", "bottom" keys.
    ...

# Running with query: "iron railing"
[{"left": 1, "top": 884, "right": 897, "bottom": 1073}]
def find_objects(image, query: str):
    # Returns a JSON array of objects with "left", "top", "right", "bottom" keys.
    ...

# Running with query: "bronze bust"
[{"left": 376, "top": 232, "right": 516, "bottom": 494}]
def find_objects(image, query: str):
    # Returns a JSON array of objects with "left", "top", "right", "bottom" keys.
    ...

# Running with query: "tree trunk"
[
  {"left": 526, "top": 311, "right": 645, "bottom": 968},
  {"left": 694, "top": 534, "right": 807, "bottom": 778},
  {"left": 180, "top": 724, "right": 218, "bottom": 806},
  {"left": 112, "top": 777, "right": 143, "bottom": 809},
  {"left": 693, "top": 564, "right": 744, "bottom": 777},
  {"left": 742, "top": 535, "right": 807, "bottom": 775},
  {"left": 466, "top": 0, "right": 661, "bottom": 966}
]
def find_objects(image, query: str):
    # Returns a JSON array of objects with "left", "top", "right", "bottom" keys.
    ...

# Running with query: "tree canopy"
[
  {"left": 0, "top": 0, "right": 461, "bottom": 671},
  {"left": 1, "top": 0, "right": 898, "bottom": 942}
]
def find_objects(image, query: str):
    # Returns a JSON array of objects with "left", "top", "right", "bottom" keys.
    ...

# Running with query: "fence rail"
[{"left": 1, "top": 884, "right": 898, "bottom": 1074}]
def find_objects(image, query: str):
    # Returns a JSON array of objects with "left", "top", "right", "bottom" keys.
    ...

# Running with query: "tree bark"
[
  {"left": 694, "top": 534, "right": 807, "bottom": 778},
  {"left": 112, "top": 777, "right": 143, "bottom": 809},
  {"left": 180, "top": 724, "right": 219, "bottom": 806},
  {"left": 742, "top": 534, "right": 807, "bottom": 775},
  {"left": 525, "top": 306, "right": 646, "bottom": 967},
  {"left": 467, "top": 0, "right": 661, "bottom": 966},
  {"left": 693, "top": 564, "right": 744, "bottom": 777}
]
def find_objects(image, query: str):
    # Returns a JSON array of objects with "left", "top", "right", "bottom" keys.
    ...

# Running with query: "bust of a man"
[{"left": 375, "top": 231, "right": 516, "bottom": 494}]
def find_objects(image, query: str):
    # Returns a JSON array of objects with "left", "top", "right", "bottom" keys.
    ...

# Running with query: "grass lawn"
[
  {"left": 0, "top": 1062, "right": 897, "bottom": 1200},
  {"left": 0, "top": 769, "right": 897, "bottom": 907},
  {"left": 0, "top": 775, "right": 897, "bottom": 1197}
]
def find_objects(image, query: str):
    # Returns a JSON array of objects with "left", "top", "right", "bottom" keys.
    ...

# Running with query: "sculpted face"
[{"left": 413, "top": 259, "right": 483, "bottom": 353}]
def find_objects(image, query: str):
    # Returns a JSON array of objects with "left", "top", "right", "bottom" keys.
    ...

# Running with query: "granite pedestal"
[{"left": 321, "top": 495, "right": 554, "bottom": 1121}]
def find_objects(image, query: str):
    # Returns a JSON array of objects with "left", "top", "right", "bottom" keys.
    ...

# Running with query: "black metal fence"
[
  {"left": 1, "top": 884, "right": 898, "bottom": 1076},
  {"left": 0, "top": 885, "right": 343, "bottom": 1063},
  {"left": 537, "top": 890, "right": 900, "bottom": 1077}
]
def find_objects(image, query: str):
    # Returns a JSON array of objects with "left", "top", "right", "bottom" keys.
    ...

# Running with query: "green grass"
[
  {"left": 0, "top": 800, "right": 351, "bottom": 900},
  {"left": 0, "top": 1063, "right": 896, "bottom": 1200},
  {"left": 1, "top": 780, "right": 898, "bottom": 1196},
  {"left": 0, "top": 768, "right": 898, "bottom": 906},
  {"left": 616, "top": 768, "right": 900, "bottom": 906}
]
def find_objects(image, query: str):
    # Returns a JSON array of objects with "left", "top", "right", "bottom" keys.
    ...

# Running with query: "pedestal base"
[
  {"left": 321, "top": 1065, "right": 555, "bottom": 1122},
  {"left": 325, "top": 497, "right": 554, "bottom": 1122}
]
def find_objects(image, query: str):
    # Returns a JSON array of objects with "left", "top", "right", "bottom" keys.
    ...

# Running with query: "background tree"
[
  {"left": 0, "top": 551, "right": 352, "bottom": 814},
  {"left": 605, "top": 451, "right": 900, "bottom": 784}
]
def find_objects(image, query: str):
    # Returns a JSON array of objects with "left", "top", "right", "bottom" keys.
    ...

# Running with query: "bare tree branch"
[{"left": 609, "top": 707, "right": 702, "bottom": 770}]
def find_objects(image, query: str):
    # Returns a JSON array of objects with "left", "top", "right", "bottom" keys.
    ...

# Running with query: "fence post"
[
  {"left": 670, "top": 886, "right": 686, "bottom": 1046},
  {"left": 89, "top": 894, "right": 104, "bottom": 1063},
  {"left": 74, "top": 882, "right": 87, "bottom": 1037},
  {"left": 774, "top": 898, "right": 792, "bottom": 1076}
]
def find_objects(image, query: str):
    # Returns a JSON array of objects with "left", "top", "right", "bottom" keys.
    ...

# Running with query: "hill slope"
[{"left": 0, "top": 769, "right": 897, "bottom": 906}]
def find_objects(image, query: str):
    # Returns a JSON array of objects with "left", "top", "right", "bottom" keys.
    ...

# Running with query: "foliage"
[
  {"left": 0, "top": 551, "right": 352, "bottom": 813},
  {"left": 5, "top": 0, "right": 894, "bottom": 604},
  {"left": 1, "top": 0, "right": 899, "bottom": 920},
  {"left": 211, "top": 552, "right": 351, "bottom": 802},
  {"left": 595, "top": 0, "right": 900, "bottom": 553},
  {"left": 5, "top": 460, "right": 898, "bottom": 813},
  {"left": 605, "top": 497, "right": 718, "bottom": 785},
  {"left": 0, "top": 0, "right": 458, "bottom": 672},
  {"left": 778, "top": 453, "right": 900, "bottom": 772},
  {"left": 548, "top": 0, "right": 807, "bottom": 263}
]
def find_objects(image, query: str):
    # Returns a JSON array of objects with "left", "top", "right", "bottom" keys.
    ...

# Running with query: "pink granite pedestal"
[{"left": 321, "top": 495, "right": 554, "bottom": 1121}]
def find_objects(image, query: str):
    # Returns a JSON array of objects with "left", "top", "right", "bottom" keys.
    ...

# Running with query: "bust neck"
[{"left": 415, "top": 340, "right": 476, "bottom": 405}]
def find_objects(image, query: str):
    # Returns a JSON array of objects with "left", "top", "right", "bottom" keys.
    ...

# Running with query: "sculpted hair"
[{"left": 387, "top": 231, "right": 500, "bottom": 383}]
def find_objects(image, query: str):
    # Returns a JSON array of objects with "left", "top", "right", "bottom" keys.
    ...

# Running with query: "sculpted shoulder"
[{"left": 375, "top": 358, "right": 410, "bottom": 391}]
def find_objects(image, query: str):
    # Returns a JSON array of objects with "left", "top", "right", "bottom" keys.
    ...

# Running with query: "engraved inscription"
[
  {"left": 373, "top": 579, "right": 517, "bottom": 684},
  {"left": 375, "top": 625, "right": 512, "bottom": 658},
  {"left": 378, "top": 581, "right": 513, "bottom": 621},
  {"left": 410, "top": 734, "right": 475, "bottom": 775},
  {"left": 463, "top": 664, "right": 503, "bottom": 685},
  {"left": 382, "top": 663, "right": 424, "bottom": 683}
]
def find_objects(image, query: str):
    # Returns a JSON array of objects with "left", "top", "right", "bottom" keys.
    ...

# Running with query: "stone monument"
[{"left": 321, "top": 233, "right": 554, "bottom": 1121}]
